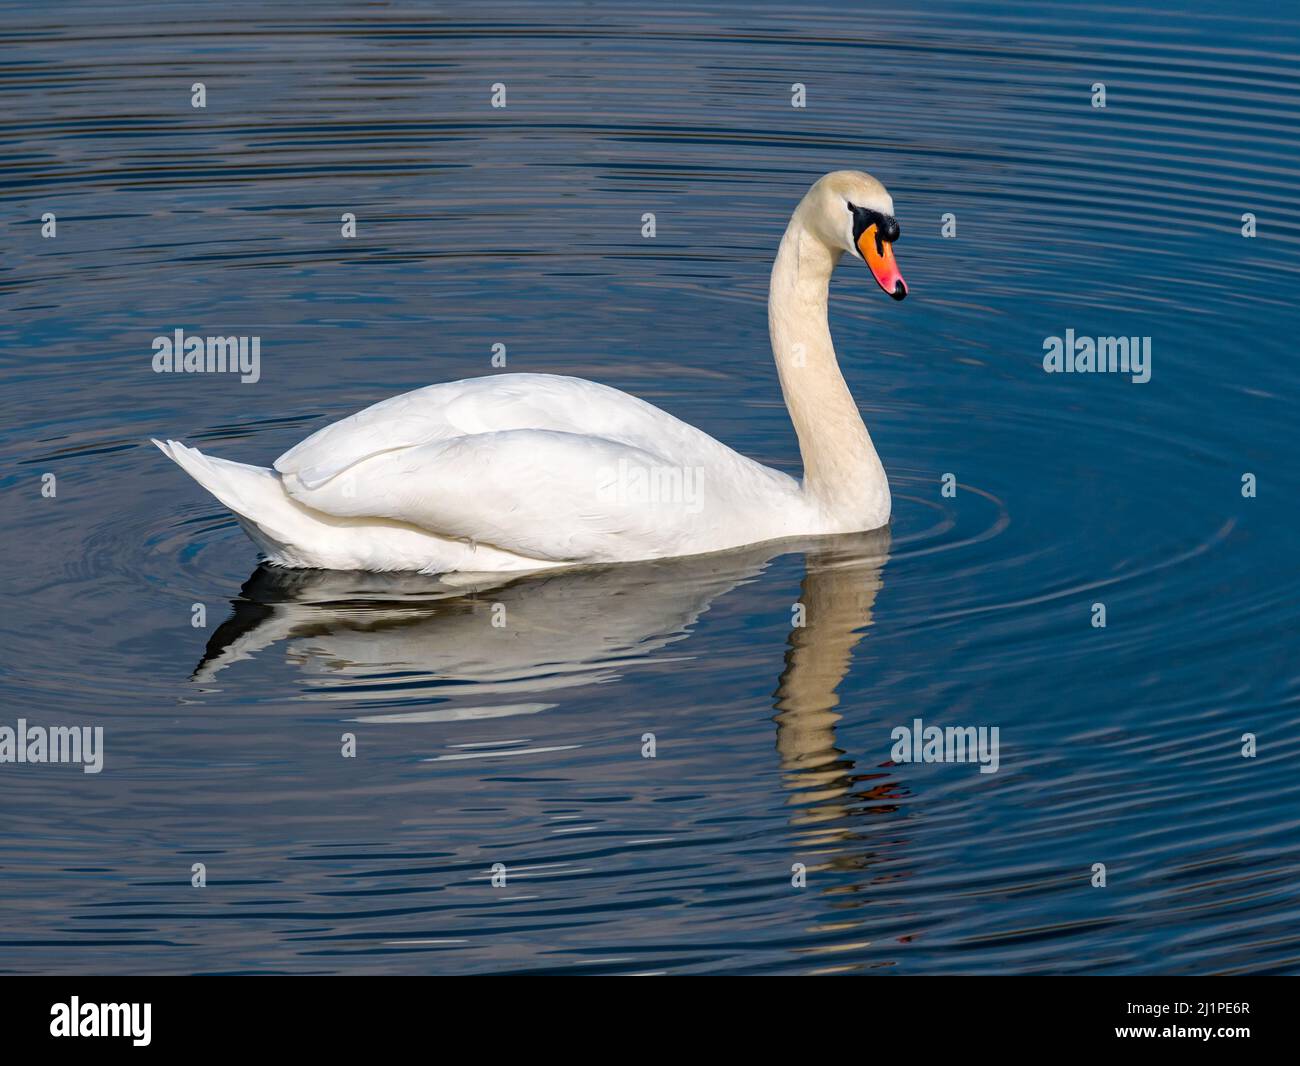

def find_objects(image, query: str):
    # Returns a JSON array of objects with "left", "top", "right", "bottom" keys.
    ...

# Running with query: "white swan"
[{"left": 155, "top": 170, "right": 907, "bottom": 574}]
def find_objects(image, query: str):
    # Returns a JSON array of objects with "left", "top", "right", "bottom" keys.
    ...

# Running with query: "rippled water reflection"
[{"left": 1, "top": 1, "right": 1298, "bottom": 975}]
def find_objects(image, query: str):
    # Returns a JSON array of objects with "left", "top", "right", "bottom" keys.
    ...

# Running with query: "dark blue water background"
[{"left": 1, "top": 1, "right": 1297, "bottom": 974}]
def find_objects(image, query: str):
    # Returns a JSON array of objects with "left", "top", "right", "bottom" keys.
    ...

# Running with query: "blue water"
[{"left": 1, "top": 0, "right": 1298, "bottom": 975}]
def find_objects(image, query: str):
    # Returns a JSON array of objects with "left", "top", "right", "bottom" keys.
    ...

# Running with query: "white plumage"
[{"left": 155, "top": 170, "right": 905, "bottom": 574}]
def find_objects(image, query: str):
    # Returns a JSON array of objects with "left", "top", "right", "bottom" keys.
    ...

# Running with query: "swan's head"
[{"left": 800, "top": 170, "right": 907, "bottom": 300}]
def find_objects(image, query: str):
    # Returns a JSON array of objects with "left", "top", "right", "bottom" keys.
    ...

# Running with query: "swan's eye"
[{"left": 847, "top": 203, "right": 900, "bottom": 256}]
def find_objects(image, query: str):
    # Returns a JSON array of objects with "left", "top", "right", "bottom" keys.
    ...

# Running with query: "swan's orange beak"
[{"left": 858, "top": 223, "right": 907, "bottom": 301}]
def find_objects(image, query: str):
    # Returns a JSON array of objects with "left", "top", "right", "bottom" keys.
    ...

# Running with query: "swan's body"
[{"left": 156, "top": 170, "right": 907, "bottom": 574}]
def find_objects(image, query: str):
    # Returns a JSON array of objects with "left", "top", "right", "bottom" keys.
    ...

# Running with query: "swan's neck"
[{"left": 768, "top": 216, "right": 888, "bottom": 528}]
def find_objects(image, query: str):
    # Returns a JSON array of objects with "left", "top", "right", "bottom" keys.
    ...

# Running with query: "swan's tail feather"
[
  {"left": 151, "top": 439, "right": 302, "bottom": 559},
  {"left": 153, "top": 438, "right": 526, "bottom": 573}
]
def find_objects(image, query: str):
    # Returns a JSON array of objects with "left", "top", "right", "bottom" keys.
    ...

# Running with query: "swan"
[{"left": 155, "top": 170, "right": 907, "bottom": 573}]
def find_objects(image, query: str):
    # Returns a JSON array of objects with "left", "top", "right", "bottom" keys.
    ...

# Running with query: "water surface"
[{"left": 1, "top": 0, "right": 1298, "bottom": 975}]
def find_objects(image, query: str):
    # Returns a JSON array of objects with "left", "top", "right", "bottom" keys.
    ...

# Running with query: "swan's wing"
[
  {"left": 275, "top": 378, "right": 486, "bottom": 489},
  {"left": 275, "top": 373, "right": 710, "bottom": 489},
  {"left": 280, "top": 428, "right": 714, "bottom": 563}
]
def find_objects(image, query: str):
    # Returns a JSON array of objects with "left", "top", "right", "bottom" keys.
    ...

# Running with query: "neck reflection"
[{"left": 773, "top": 530, "right": 896, "bottom": 851}]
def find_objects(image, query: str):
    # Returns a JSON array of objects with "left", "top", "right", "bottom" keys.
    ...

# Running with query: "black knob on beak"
[{"left": 848, "top": 202, "right": 901, "bottom": 250}]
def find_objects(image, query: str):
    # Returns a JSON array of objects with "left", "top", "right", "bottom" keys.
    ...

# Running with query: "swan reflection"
[{"left": 197, "top": 531, "right": 893, "bottom": 817}]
